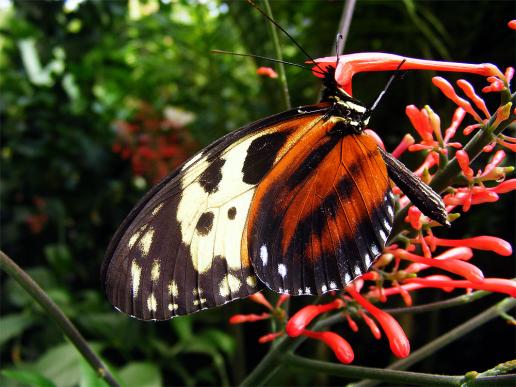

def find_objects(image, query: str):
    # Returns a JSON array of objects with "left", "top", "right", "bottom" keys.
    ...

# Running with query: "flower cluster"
[
  {"left": 112, "top": 102, "right": 196, "bottom": 184},
  {"left": 231, "top": 41, "right": 515, "bottom": 364}
]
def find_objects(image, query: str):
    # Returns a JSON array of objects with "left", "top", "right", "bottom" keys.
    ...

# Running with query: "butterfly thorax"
[{"left": 320, "top": 67, "right": 371, "bottom": 134}]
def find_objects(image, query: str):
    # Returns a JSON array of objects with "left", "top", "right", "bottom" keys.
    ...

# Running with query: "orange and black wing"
[
  {"left": 101, "top": 105, "right": 330, "bottom": 320},
  {"left": 247, "top": 117, "right": 395, "bottom": 295}
]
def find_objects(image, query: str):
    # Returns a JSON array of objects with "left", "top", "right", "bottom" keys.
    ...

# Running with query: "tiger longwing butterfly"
[{"left": 101, "top": 60, "right": 448, "bottom": 320}]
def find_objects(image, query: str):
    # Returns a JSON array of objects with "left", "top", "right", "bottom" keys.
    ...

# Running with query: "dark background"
[{"left": 1, "top": 0, "right": 514, "bottom": 385}]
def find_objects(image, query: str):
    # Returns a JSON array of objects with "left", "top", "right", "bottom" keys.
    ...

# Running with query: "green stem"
[
  {"left": 389, "top": 91, "right": 516, "bottom": 238},
  {"left": 353, "top": 297, "right": 516, "bottom": 387},
  {"left": 286, "top": 353, "right": 462, "bottom": 386},
  {"left": 383, "top": 289, "right": 491, "bottom": 315},
  {"left": 0, "top": 250, "right": 120, "bottom": 387},
  {"left": 262, "top": 0, "right": 291, "bottom": 109}
]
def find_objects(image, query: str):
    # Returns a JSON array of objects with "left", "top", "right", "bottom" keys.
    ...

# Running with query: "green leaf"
[
  {"left": 1, "top": 369, "right": 55, "bottom": 387},
  {"left": 33, "top": 342, "right": 82, "bottom": 387},
  {"left": 199, "top": 329, "right": 235, "bottom": 356},
  {"left": 0, "top": 313, "right": 35, "bottom": 346},
  {"left": 170, "top": 316, "right": 192, "bottom": 341},
  {"left": 119, "top": 363, "right": 162, "bottom": 387},
  {"left": 78, "top": 357, "right": 109, "bottom": 387}
]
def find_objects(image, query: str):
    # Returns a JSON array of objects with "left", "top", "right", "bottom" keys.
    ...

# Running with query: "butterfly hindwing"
[
  {"left": 101, "top": 105, "right": 330, "bottom": 320},
  {"left": 247, "top": 117, "right": 395, "bottom": 295}
]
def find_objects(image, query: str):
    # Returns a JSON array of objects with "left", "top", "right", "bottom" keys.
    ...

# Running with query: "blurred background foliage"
[{"left": 0, "top": 0, "right": 514, "bottom": 386}]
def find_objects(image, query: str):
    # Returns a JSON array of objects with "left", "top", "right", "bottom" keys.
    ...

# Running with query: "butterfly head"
[{"left": 321, "top": 66, "right": 371, "bottom": 134}]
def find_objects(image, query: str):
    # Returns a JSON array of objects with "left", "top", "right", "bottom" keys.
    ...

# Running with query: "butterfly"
[{"left": 101, "top": 59, "right": 449, "bottom": 320}]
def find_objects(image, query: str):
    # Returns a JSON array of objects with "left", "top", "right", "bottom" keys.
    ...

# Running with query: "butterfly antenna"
[
  {"left": 335, "top": 33, "right": 343, "bottom": 67},
  {"left": 210, "top": 50, "right": 325, "bottom": 75},
  {"left": 247, "top": 0, "right": 327, "bottom": 75},
  {"left": 369, "top": 59, "right": 407, "bottom": 113}
]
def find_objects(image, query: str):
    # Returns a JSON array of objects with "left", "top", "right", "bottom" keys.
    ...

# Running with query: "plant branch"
[
  {"left": 262, "top": 0, "right": 291, "bottom": 109},
  {"left": 353, "top": 297, "right": 516, "bottom": 387},
  {"left": 285, "top": 353, "right": 462, "bottom": 385},
  {"left": 0, "top": 250, "right": 120, "bottom": 387}
]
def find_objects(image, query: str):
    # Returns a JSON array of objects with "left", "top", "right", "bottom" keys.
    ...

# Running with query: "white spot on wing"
[
  {"left": 354, "top": 265, "right": 362, "bottom": 276},
  {"left": 364, "top": 253, "right": 371, "bottom": 266},
  {"left": 139, "top": 228, "right": 155, "bottom": 256},
  {"left": 128, "top": 232, "right": 140, "bottom": 249},
  {"left": 321, "top": 285, "right": 328, "bottom": 292},
  {"left": 329, "top": 281, "right": 337, "bottom": 290},
  {"left": 304, "top": 287, "right": 311, "bottom": 295},
  {"left": 297, "top": 288, "right": 303, "bottom": 295},
  {"left": 383, "top": 218, "right": 391, "bottom": 231},
  {"left": 151, "top": 203, "right": 164, "bottom": 216},
  {"left": 278, "top": 263, "right": 287, "bottom": 278},
  {"left": 379, "top": 229, "right": 387, "bottom": 242},
  {"left": 151, "top": 259, "right": 160, "bottom": 282},
  {"left": 260, "top": 245, "right": 268, "bottom": 266},
  {"left": 168, "top": 281, "right": 179, "bottom": 297},
  {"left": 168, "top": 303, "right": 178, "bottom": 311},
  {"left": 344, "top": 273, "right": 351, "bottom": 284},
  {"left": 246, "top": 275, "right": 257, "bottom": 287},
  {"left": 371, "top": 243, "right": 380, "bottom": 255},
  {"left": 147, "top": 293, "right": 157, "bottom": 312},
  {"left": 387, "top": 205, "right": 394, "bottom": 217},
  {"left": 219, "top": 274, "right": 242, "bottom": 298},
  {"left": 131, "top": 260, "right": 141, "bottom": 297}
]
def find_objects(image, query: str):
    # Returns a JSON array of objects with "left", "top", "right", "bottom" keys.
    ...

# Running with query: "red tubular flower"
[
  {"left": 347, "top": 287, "right": 410, "bottom": 358},
  {"left": 229, "top": 313, "right": 271, "bottom": 324},
  {"left": 509, "top": 20, "right": 516, "bottom": 30},
  {"left": 425, "top": 236, "right": 512, "bottom": 256},
  {"left": 276, "top": 294, "right": 290, "bottom": 308},
  {"left": 301, "top": 330, "right": 354, "bottom": 364},
  {"left": 394, "top": 248, "right": 483, "bottom": 283},
  {"left": 406, "top": 206, "right": 423, "bottom": 230},
  {"left": 444, "top": 108, "right": 466, "bottom": 143},
  {"left": 368, "top": 275, "right": 455, "bottom": 298},
  {"left": 312, "top": 53, "right": 500, "bottom": 95},
  {"left": 488, "top": 179, "right": 516, "bottom": 194},
  {"left": 258, "top": 332, "right": 284, "bottom": 344},
  {"left": 403, "top": 278, "right": 516, "bottom": 297},
  {"left": 256, "top": 66, "right": 278, "bottom": 78},
  {"left": 286, "top": 299, "right": 345, "bottom": 337}
]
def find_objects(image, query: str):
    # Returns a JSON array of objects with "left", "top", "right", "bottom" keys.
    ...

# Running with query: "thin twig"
[
  {"left": 286, "top": 353, "right": 462, "bottom": 385},
  {"left": 0, "top": 250, "right": 120, "bottom": 387},
  {"left": 262, "top": 0, "right": 291, "bottom": 109}
]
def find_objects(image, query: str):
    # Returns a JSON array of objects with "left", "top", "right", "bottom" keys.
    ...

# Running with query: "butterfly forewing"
[
  {"left": 101, "top": 106, "right": 329, "bottom": 320},
  {"left": 247, "top": 117, "right": 395, "bottom": 295}
]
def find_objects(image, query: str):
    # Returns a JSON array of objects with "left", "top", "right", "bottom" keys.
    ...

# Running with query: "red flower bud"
[
  {"left": 432, "top": 77, "right": 483, "bottom": 122},
  {"left": 403, "top": 278, "right": 516, "bottom": 297},
  {"left": 456, "top": 79, "right": 490, "bottom": 118},
  {"left": 286, "top": 299, "right": 345, "bottom": 337},
  {"left": 456, "top": 150, "right": 474, "bottom": 180},
  {"left": 509, "top": 20, "right": 516, "bottom": 30},
  {"left": 359, "top": 310, "right": 382, "bottom": 339},
  {"left": 258, "top": 332, "right": 283, "bottom": 344},
  {"left": 347, "top": 287, "right": 410, "bottom": 358},
  {"left": 229, "top": 313, "right": 271, "bottom": 324},
  {"left": 489, "top": 179, "right": 516, "bottom": 194},
  {"left": 345, "top": 314, "right": 359, "bottom": 332},
  {"left": 302, "top": 330, "right": 354, "bottom": 364},
  {"left": 428, "top": 236, "right": 512, "bottom": 256},
  {"left": 256, "top": 66, "right": 278, "bottom": 78},
  {"left": 249, "top": 293, "right": 273, "bottom": 310}
]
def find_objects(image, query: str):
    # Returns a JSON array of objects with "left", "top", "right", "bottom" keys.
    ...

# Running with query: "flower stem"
[
  {"left": 353, "top": 297, "right": 516, "bottom": 387},
  {"left": 285, "top": 353, "right": 462, "bottom": 385},
  {"left": 390, "top": 92, "right": 516, "bottom": 237},
  {"left": 262, "top": 0, "right": 291, "bottom": 109},
  {"left": 0, "top": 250, "right": 120, "bottom": 387}
]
